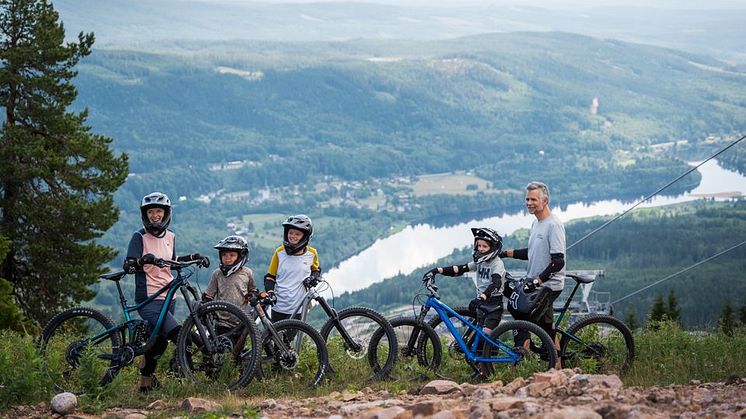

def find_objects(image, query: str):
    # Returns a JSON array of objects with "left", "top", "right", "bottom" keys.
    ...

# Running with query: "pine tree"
[
  {"left": 0, "top": 0, "right": 128, "bottom": 326},
  {"left": 649, "top": 292, "right": 667, "bottom": 323},
  {"left": 738, "top": 301, "right": 746, "bottom": 327},
  {"left": 666, "top": 289, "right": 681, "bottom": 325},
  {"left": 717, "top": 300, "right": 736, "bottom": 337},
  {"left": 623, "top": 304, "right": 638, "bottom": 331}
]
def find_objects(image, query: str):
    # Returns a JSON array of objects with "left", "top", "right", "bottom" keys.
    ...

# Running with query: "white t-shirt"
[{"left": 526, "top": 213, "right": 566, "bottom": 291}]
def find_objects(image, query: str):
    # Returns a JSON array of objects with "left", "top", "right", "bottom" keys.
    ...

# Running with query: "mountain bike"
[
  {"left": 402, "top": 272, "right": 635, "bottom": 376},
  {"left": 251, "top": 291, "right": 329, "bottom": 388},
  {"left": 367, "top": 274, "right": 557, "bottom": 379},
  {"left": 38, "top": 258, "right": 258, "bottom": 394},
  {"left": 288, "top": 275, "right": 398, "bottom": 381},
  {"left": 556, "top": 273, "right": 635, "bottom": 374}
]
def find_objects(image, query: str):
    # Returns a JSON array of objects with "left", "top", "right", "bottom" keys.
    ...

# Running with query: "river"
[{"left": 324, "top": 160, "right": 746, "bottom": 294}]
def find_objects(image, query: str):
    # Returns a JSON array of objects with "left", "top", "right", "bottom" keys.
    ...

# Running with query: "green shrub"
[{"left": 0, "top": 331, "right": 50, "bottom": 409}]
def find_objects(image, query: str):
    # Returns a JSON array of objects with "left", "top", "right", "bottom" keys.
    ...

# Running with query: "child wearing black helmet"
[
  {"left": 203, "top": 235, "right": 258, "bottom": 316},
  {"left": 263, "top": 214, "right": 321, "bottom": 323},
  {"left": 122, "top": 191, "right": 210, "bottom": 393},
  {"left": 422, "top": 227, "right": 507, "bottom": 334}
]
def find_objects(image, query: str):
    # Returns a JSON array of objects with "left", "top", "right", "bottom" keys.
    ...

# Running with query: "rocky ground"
[{"left": 6, "top": 370, "right": 746, "bottom": 418}]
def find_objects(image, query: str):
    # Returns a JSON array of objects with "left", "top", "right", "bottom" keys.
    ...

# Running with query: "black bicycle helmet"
[
  {"left": 282, "top": 214, "right": 313, "bottom": 254},
  {"left": 471, "top": 227, "right": 503, "bottom": 263},
  {"left": 505, "top": 278, "right": 551, "bottom": 321},
  {"left": 214, "top": 235, "right": 249, "bottom": 277},
  {"left": 140, "top": 192, "right": 172, "bottom": 237}
]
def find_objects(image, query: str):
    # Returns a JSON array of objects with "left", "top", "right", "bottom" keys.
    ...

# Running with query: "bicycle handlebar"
[{"left": 148, "top": 258, "right": 204, "bottom": 269}]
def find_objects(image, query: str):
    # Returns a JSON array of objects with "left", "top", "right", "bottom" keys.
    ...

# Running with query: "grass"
[
  {"left": 410, "top": 173, "right": 494, "bottom": 197},
  {"left": 2, "top": 322, "right": 746, "bottom": 414}
]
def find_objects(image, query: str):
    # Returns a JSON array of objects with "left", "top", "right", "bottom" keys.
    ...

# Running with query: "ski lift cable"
[
  {"left": 609, "top": 239, "right": 746, "bottom": 305},
  {"left": 567, "top": 133, "right": 746, "bottom": 251}
]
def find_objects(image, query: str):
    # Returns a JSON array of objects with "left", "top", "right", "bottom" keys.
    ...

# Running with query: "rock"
[
  {"left": 50, "top": 392, "right": 77, "bottom": 415},
  {"left": 586, "top": 374, "right": 624, "bottom": 389},
  {"left": 545, "top": 406, "right": 602, "bottom": 418},
  {"left": 420, "top": 380, "right": 464, "bottom": 396},
  {"left": 489, "top": 396, "right": 524, "bottom": 410},
  {"left": 181, "top": 397, "right": 222, "bottom": 413},
  {"left": 359, "top": 406, "right": 410, "bottom": 419},
  {"left": 146, "top": 400, "right": 167, "bottom": 410}
]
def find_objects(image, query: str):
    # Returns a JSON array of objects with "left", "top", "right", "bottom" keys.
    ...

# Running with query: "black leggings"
[{"left": 140, "top": 326, "right": 181, "bottom": 377}]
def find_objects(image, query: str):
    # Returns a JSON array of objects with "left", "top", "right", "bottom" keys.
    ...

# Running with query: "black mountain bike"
[
  {"left": 38, "top": 258, "right": 259, "bottom": 394},
  {"left": 251, "top": 291, "right": 329, "bottom": 388},
  {"left": 289, "top": 275, "right": 398, "bottom": 381}
]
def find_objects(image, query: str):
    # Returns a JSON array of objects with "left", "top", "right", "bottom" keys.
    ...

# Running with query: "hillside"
[
  {"left": 69, "top": 32, "right": 746, "bottom": 270},
  {"left": 330, "top": 200, "right": 746, "bottom": 328}
]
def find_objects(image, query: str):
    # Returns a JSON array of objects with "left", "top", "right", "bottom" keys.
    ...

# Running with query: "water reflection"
[{"left": 325, "top": 160, "right": 746, "bottom": 294}]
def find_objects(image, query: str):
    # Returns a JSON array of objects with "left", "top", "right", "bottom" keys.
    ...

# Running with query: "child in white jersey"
[{"left": 263, "top": 214, "right": 321, "bottom": 322}]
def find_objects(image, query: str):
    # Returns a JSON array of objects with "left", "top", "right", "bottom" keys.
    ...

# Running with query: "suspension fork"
[
  {"left": 182, "top": 285, "right": 216, "bottom": 353},
  {"left": 403, "top": 304, "right": 431, "bottom": 357},
  {"left": 255, "top": 303, "right": 293, "bottom": 356},
  {"left": 315, "top": 296, "right": 362, "bottom": 352}
]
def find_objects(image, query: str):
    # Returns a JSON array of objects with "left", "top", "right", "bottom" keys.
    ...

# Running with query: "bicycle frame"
[
  {"left": 418, "top": 290, "right": 521, "bottom": 364},
  {"left": 95, "top": 261, "right": 213, "bottom": 364},
  {"left": 289, "top": 281, "right": 363, "bottom": 352},
  {"left": 552, "top": 273, "right": 593, "bottom": 343}
]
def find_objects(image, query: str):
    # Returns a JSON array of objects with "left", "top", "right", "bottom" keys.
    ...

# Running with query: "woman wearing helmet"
[
  {"left": 202, "top": 235, "right": 257, "bottom": 317},
  {"left": 422, "top": 227, "right": 507, "bottom": 336},
  {"left": 263, "top": 214, "right": 321, "bottom": 323},
  {"left": 122, "top": 192, "right": 209, "bottom": 392}
]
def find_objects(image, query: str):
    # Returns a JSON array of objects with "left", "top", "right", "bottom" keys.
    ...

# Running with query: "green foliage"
[
  {"left": 0, "top": 331, "right": 50, "bottom": 409},
  {"left": 624, "top": 305, "right": 639, "bottom": 331},
  {"left": 718, "top": 301, "right": 737, "bottom": 337},
  {"left": 649, "top": 293, "right": 667, "bottom": 323},
  {"left": 666, "top": 290, "right": 681, "bottom": 325},
  {"left": 0, "top": 0, "right": 128, "bottom": 326},
  {"left": 0, "top": 234, "right": 33, "bottom": 332},
  {"left": 625, "top": 321, "right": 746, "bottom": 387}
]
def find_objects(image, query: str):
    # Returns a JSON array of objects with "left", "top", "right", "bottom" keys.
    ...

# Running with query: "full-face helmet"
[
  {"left": 282, "top": 214, "right": 313, "bottom": 255},
  {"left": 505, "top": 278, "right": 551, "bottom": 321},
  {"left": 140, "top": 192, "right": 172, "bottom": 237},
  {"left": 471, "top": 227, "right": 503, "bottom": 263},
  {"left": 214, "top": 235, "right": 249, "bottom": 277}
]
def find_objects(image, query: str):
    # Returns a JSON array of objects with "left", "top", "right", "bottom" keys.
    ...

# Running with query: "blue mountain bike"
[
  {"left": 38, "top": 258, "right": 259, "bottom": 394},
  {"left": 368, "top": 275, "right": 557, "bottom": 379}
]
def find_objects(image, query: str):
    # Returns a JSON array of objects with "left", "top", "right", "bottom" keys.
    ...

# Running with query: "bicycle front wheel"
[
  {"left": 483, "top": 319, "right": 557, "bottom": 376},
  {"left": 39, "top": 307, "right": 122, "bottom": 394},
  {"left": 369, "top": 317, "right": 442, "bottom": 380},
  {"left": 559, "top": 314, "right": 635, "bottom": 375},
  {"left": 257, "top": 319, "right": 328, "bottom": 389},
  {"left": 177, "top": 301, "right": 258, "bottom": 391},
  {"left": 320, "top": 306, "right": 397, "bottom": 381},
  {"left": 426, "top": 306, "right": 476, "bottom": 362}
]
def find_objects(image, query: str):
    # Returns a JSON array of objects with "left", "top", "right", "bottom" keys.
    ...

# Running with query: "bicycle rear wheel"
[
  {"left": 482, "top": 320, "right": 557, "bottom": 376},
  {"left": 176, "top": 301, "right": 258, "bottom": 390},
  {"left": 320, "top": 306, "right": 397, "bottom": 381},
  {"left": 559, "top": 314, "right": 634, "bottom": 375},
  {"left": 39, "top": 307, "right": 122, "bottom": 394},
  {"left": 257, "top": 319, "right": 328, "bottom": 389}
]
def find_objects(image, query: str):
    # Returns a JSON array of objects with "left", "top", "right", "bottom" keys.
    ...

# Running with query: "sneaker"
[{"left": 138, "top": 375, "right": 161, "bottom": 393}]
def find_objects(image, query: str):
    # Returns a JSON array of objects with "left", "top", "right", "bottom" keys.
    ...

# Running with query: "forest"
[{"left": 326, "top": 200, "right": 746, "bottom": 328}]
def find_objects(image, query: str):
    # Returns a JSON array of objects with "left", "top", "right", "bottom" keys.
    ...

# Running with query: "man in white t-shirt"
[{"left": 502, "top": 181, "right": 566, "bottom": 343}]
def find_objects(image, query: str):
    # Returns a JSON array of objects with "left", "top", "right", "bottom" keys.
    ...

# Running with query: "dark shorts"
[
  {"left": 469, "top": 297, "right": 503, "bottom": 330},
  {"left": 270, "top": 310, "right": 301, "bottom": 323},
  {"left": 138, "top": 299, "right": 179, "bottom": 336}
]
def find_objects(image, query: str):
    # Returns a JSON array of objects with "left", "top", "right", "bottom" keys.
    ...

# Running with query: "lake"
[{"left": 324, "top": 160, "right": 746, "bottom": 294}]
